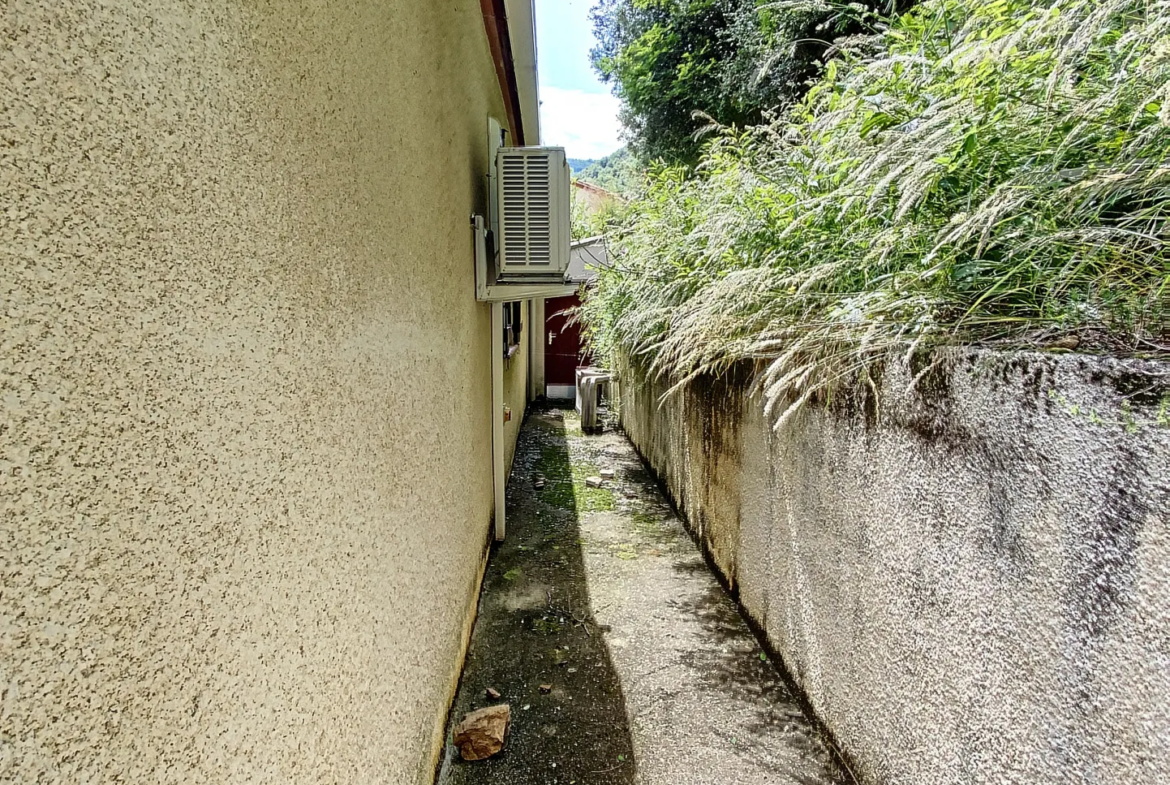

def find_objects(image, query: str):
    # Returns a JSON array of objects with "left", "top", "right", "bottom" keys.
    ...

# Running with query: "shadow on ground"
[
  {"left": 438, "top": 404, "right": 851, "bottom": 785},
  {"left": 438, "top": 406, "right": 637, "bottom": 785}
]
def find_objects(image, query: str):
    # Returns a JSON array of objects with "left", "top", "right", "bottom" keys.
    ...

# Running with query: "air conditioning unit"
[{"left": 496, "top": 147, "right": 571, "bottom": 281}]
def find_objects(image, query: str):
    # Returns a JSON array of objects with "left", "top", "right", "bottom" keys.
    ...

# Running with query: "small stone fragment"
[
  {"left": 485, "top": 687, "right": 502, "bottom": 700},
  {"left": 599, "top": 468, "right": 615, "bottom": 480},
  {"left": 1046, "top": 334, "right": 1080, "bottom": 350},
  {"left": 539, "top": 683, "right": 552, "bottom": 694},
  {"left": 453, "top": 705, "right": 511, "bottom": 761},
  {"left": 586, "top": 476, "right": 603, "bottom": 488}
]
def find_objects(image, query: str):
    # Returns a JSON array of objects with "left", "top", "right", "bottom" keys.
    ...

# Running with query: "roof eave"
[{"left": 480, "top": 0, "right": 539, "bottom": 146}]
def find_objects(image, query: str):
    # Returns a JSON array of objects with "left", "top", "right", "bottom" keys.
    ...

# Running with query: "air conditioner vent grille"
[
  {"left": 502, "top": 156, "right": 551, "bottom": 267},
  {"left": 496, "top": 148, "right": 569, "bottom": 278}
]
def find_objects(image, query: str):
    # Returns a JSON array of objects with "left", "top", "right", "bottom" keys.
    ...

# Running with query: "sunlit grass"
[{"left": 583, "top": 0, "right": 1170, "bottom": 426}]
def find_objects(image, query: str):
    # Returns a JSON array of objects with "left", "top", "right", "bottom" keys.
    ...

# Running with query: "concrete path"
[{"left": 437, "top": 407, "right": 851, "bottom": 785}]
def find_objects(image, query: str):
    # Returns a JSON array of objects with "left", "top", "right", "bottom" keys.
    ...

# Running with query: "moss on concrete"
[{"left": 534, "top": 442, "right": 616, "bottom": 514}]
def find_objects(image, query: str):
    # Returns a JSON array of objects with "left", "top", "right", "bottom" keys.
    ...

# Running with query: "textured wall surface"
[
  {"left": 620, "top": 352, "right": 1170, "bottom": 785},
  {"left": 1, "top": 1, "right": 525, "bottom": 782},
  {"left": 503, "top": 308, "right": 529, "bottom": 476}
]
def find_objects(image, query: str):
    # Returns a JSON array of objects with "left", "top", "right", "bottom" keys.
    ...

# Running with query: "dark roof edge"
[{"left": 479, "top": 0, "right": 527, "bottom": 145}]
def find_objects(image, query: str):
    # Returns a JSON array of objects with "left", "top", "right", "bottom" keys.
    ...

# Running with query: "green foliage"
[
  {"left": 569, "top": 157, "right": 600, "bottom": 173},
  {"left": 571, "top": 150, "right": 638, "bottom": 239},
  {"left": 536, "top": 441, "right": 617, "bottom": 513},
  {"left": 576, "top": 148, "right": 644, "bottom": 195},
  {"left": 591, "top": 0, "right": 911, "bottom": 165},
  {"left": 571, "top": 185, "right": 627, "bottom": 240},
  {"left": 583, "top": 0, "right": 1170, "bottom": 426}
]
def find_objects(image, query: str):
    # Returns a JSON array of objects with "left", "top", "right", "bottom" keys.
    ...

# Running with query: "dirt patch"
[{"left": 437, "top": 408, "right": 636, "bottom": 785}]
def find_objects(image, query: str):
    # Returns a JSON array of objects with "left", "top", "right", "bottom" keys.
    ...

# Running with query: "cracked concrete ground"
[{"left": 437, "top": 406, "right": 852, "bottom": 785}]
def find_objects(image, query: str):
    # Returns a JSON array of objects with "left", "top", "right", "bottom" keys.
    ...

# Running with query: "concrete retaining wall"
[{"left": 619, "top": 351, "right": 1170, "bottom": 784}]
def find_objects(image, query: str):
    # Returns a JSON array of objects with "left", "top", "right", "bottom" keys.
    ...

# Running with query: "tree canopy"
[{"left": 590, "top": 0, "right": 911, "bottom": 165}]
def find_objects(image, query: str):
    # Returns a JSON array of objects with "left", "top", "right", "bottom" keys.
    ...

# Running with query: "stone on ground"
[{"left": 454, "top": 705, "right": 511, "bottom": 761}]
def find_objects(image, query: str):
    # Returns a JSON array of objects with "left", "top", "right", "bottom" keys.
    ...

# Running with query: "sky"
[{"left": 534, "top": 0, "right": 623, "bottom": 161}]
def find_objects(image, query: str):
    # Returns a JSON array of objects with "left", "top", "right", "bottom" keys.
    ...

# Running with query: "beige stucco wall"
[
  {"left": 502, "top": 305, "right": 529, "bottom": 475},
  {"left": 620, "top": 352, "right": 1170, "bottom": 784},
  {"left": 1, "top": 1, "right": 527, "bottom": 782}
]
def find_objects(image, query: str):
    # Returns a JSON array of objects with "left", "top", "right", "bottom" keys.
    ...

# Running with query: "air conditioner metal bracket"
[{"left": 472, "top": 214, "right": 578, "bottom": 302}]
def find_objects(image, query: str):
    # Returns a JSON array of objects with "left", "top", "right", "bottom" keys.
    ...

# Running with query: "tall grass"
[{"left": 583, "top": 0, "right": 1170, "bottom": 425}]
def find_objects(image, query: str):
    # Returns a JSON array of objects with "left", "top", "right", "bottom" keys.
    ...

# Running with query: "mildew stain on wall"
[{"left": 620, "top": 351, "right": 1170, "bottom": 785}]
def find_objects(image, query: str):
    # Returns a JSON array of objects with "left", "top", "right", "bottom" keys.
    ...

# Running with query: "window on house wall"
[{"left": 504, "top": 301, "right": 523, "bottom": 359}]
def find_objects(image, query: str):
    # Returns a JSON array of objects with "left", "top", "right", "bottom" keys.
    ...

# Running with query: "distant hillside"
[
  {"left": 575, "top": 148, "right": 641, "bottom": 196},
  {"left": 568, "top": 158, "right": 598, "bottom": 175}
]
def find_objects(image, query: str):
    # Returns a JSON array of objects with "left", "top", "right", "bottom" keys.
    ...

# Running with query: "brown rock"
[
  {"left": 454, "top": 705, "right": 511, "bottom": 761},
  {"left": 485, "top": 687, "right": 502, "bottom": 700},
  {"left": 1046, "top": 334, "right": 1081, "bottom": 350},
  {"left": 539, "top": 683, "right": 552, "bottom": 694}
]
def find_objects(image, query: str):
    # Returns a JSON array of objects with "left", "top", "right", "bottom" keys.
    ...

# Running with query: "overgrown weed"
[{"left": 584, "top": 0, "right": 1170, "bottom": 426}]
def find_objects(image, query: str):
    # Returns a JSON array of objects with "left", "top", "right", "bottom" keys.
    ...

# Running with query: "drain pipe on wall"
[
  {"left": 475, "top": 215, "right": 573, "bottom": 542},
  {"left": 491, "top": 301, "right": 506, "bottom": 541},
  {"left": 529, "top": 298, "right": 545, "bottom": 400}
]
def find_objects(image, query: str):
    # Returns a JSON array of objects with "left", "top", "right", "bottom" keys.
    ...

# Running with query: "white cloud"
[{"left": 539, "top": 87, "right": 624, "bottom": 160}]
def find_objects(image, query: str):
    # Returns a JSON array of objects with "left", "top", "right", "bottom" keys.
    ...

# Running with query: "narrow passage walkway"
[{"left": 437, "top": 406, "right": 851, "bottom": 785}]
